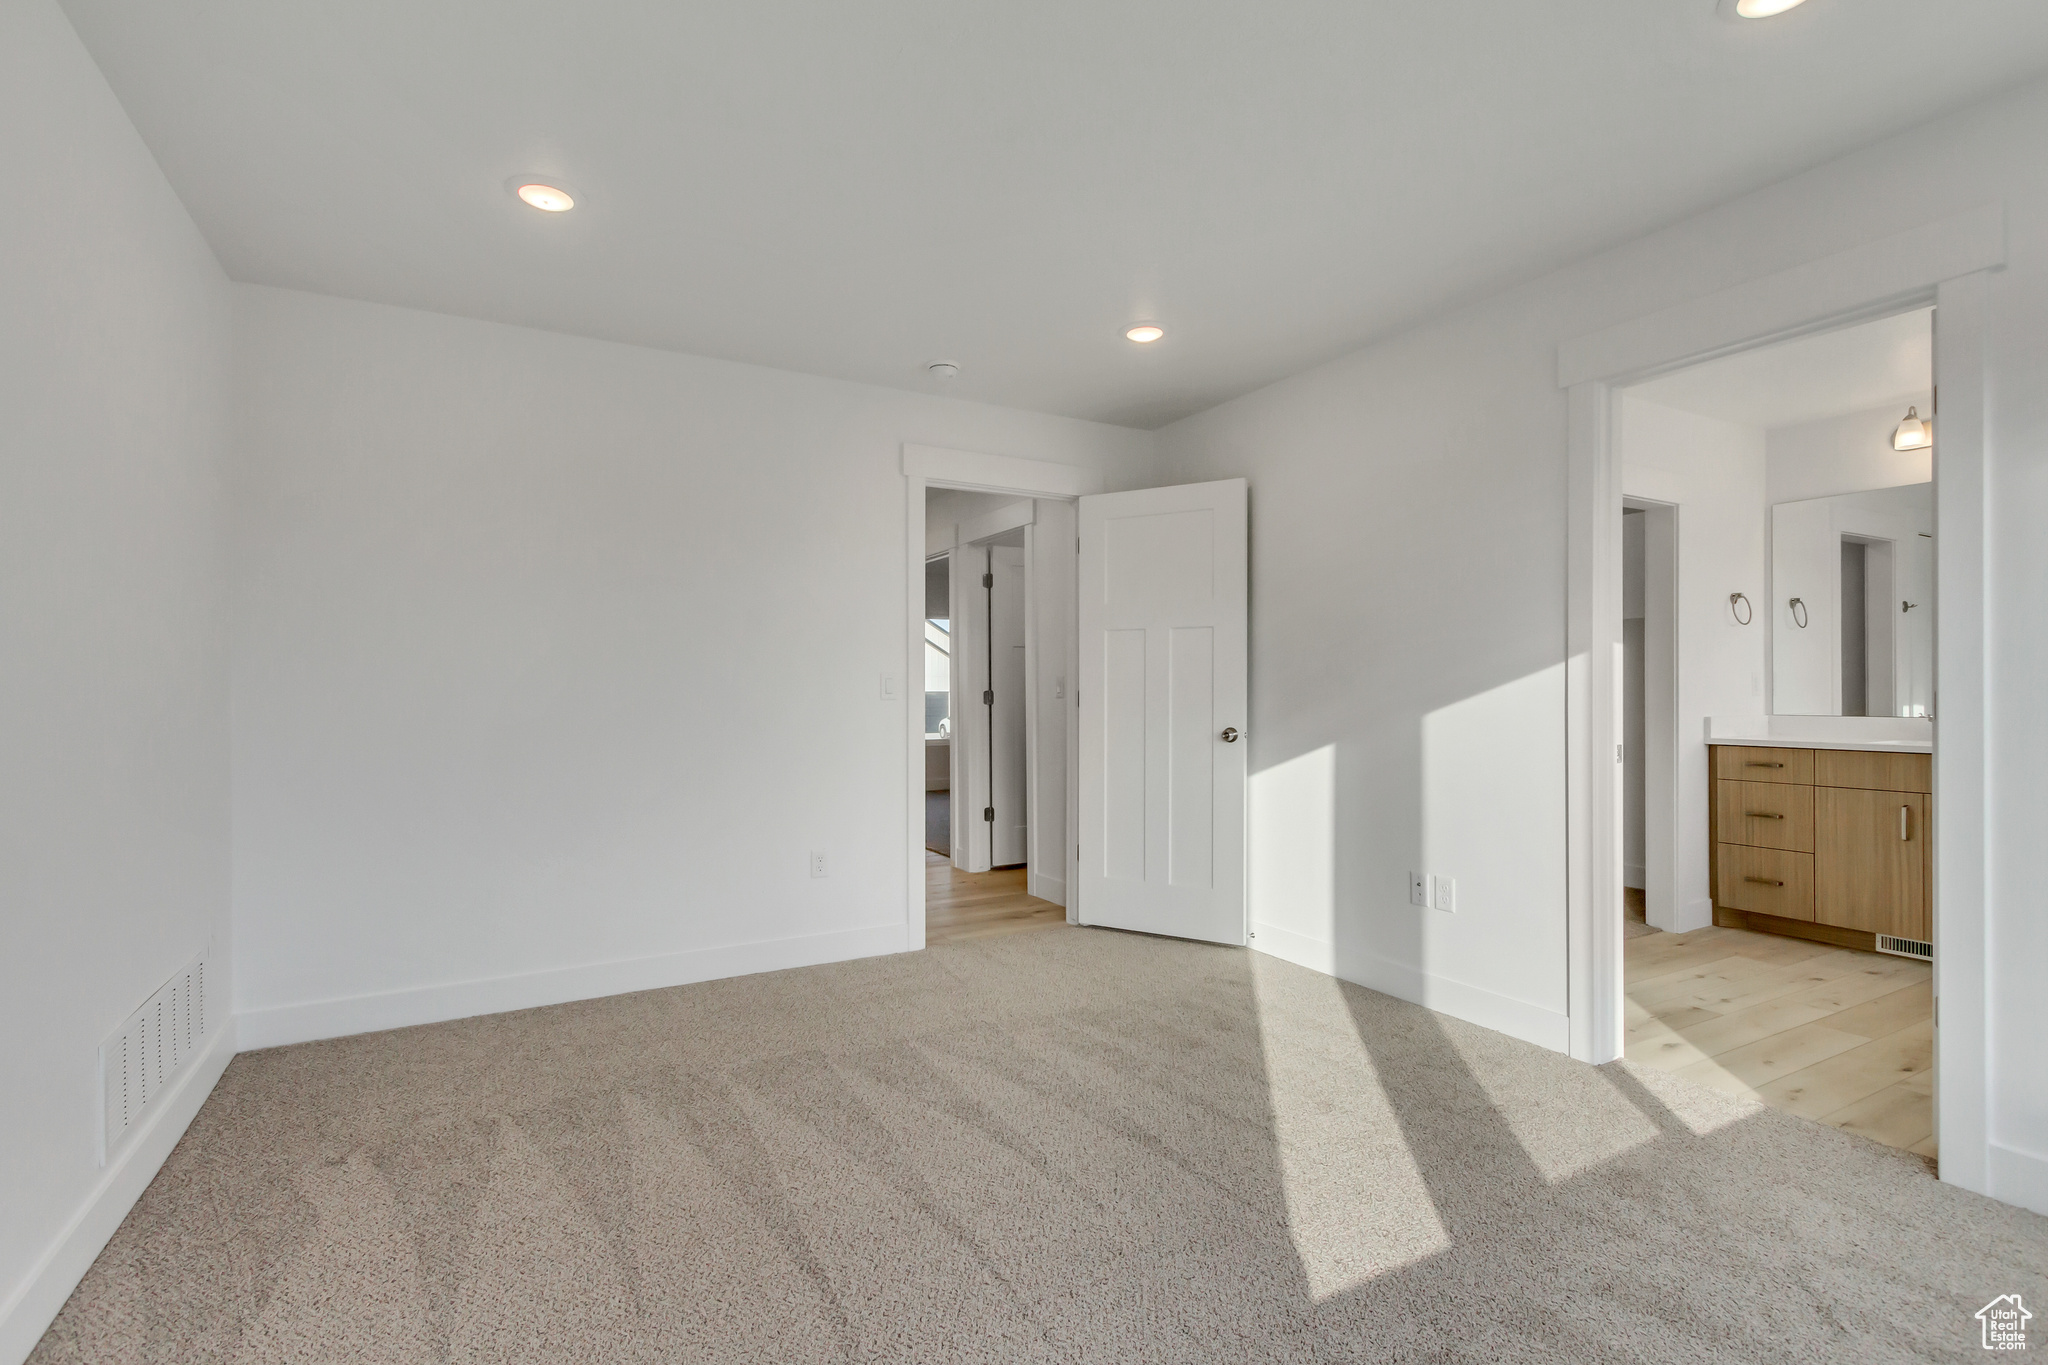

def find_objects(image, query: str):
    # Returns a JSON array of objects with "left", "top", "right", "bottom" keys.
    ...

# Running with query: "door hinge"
[
  {"left": 983, "top": 573, "right": 994, "bottom": 588},
  {"left": 983, "top": 689, "right": 994, "bottom": 705},
  {"left": 984, "top": 807, "right": 995, "bottom": 823}
]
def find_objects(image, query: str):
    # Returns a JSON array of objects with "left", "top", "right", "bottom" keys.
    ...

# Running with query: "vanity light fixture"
[
  {"left": 513, "top": 182, "right": 575, "bottom": 212},
  {"left": 1125, "top": 324, "right": 1165, "bottom": 344},
  {"left": 1892, "top": 406, "right": 1931, "bottom": 451}
]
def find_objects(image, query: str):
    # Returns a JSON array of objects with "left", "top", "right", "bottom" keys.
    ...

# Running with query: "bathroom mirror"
[{"left": 1769, "top": 482, "right": 1932, "bottom": 717}]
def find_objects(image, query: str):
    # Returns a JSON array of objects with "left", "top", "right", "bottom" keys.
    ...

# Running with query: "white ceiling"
[
  {"left": 58, "top": 1, "right": 2048, "bottom": 428},
  {"left": 1630, "top": 307, "right": 1931, "bottom": 430}
]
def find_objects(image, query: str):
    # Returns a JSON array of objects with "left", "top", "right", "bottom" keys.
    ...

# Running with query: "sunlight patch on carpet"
[{"left": 1251, "top": 957, "right": 1448, "bottom": 1299}]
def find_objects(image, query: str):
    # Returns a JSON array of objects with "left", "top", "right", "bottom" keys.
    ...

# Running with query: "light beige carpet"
[{"left": 32, "top": 927, "right": 2048, "bottom": 1363}]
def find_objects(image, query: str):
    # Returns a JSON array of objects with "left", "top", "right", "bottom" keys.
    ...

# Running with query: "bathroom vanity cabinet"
[{"left": 1708, "top": 744, "right": 1931, "bottom": 950}]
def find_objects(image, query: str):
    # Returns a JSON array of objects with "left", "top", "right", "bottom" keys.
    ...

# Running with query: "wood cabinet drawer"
[
  {"left": 1815, "top": 787, "right": 1928, "bottom": 939},
  {"left": 1713, "top": 746, "right": 1814, "bottom": 785},
  {"left": 1715, "top": 845, "right": 1816, "bottom": 922},
  {"left": 1813, "top": 749, "right": 1931, "bottom": 794},
  {"left": 1715, "top": 779, "right": 1813, "bottom": 852}
]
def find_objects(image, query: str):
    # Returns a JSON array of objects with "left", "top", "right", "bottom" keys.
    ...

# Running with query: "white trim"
[
  {"left": 908, "top": 475, "right": 935, "bottom": 940},
  {"left": 1251, "top": 922, "right": 1572, "bottom": 1053},
  {"left": 1566, "top": 381, "right": 1624, "bottom": 1063},
  {"left": 0, "top": 1022, "right": 236, "bottom": 1365},
  {"left": 1561, "top": 224, "right": 1997, "bottom": 1196},
  {"left": 1557, "top": 205, "right": 2005, "bottom": 388},
  {"left": 1625, "top": 497, "right": 1686, "bottom": 933},
  {"left": 236, "top": 924, "right": 905, "bottom": 1051},
  {"left": 904, "top": 444, "right": 1095, "bottom": 946},
  {"left": 1988, "top": 1142, "right": 2048, "bottom": 1218},
  {"left": 903, "top": 444, "right": 1106, "bottom": 498},
  {"left": 1932, "top": 271, "right": 1990, "bottom": 1196}
]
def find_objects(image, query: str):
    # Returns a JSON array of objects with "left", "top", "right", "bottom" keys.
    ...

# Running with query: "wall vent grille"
[
  {"left": 1876, "top": 934, "right": 1933, "bottom": 961},
  {"left": 100, "top": 949, "right": 212, "bottom": 1165}
]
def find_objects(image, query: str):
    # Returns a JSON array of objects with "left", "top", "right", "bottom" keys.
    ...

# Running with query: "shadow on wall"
[{"left": 1247, "top": 664, "right": 1570, "bottom": 1048}]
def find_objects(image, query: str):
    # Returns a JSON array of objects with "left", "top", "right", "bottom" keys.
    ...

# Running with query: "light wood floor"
[
  {"left": 926, "top": 851, "right": 1067, "bottom": 945},
  {"left": 1624, "top": 888, "right": 1935, "bottom": 1163}
]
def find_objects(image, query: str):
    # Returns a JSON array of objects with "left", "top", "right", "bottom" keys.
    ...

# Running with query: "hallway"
[{"left": 925, "top": 851, "right": 1064, "bottom": 945}]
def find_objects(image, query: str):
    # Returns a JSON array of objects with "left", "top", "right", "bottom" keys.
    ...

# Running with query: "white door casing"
[
  {"left": 1077, "top": 479, "right": 1248, "bottom": 945},
  {"left": 989, "top": 545, "right": 1029, "bottom": 866}
]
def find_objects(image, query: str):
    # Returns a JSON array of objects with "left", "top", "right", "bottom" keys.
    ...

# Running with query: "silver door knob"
[{"left": 1220, "top": 727, "right": 1239, "bottom": 743}]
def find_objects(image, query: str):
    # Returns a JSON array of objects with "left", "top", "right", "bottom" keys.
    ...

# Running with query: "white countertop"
[{"left": 1708, "top": 735, "right": 1932, "bottom": 754}]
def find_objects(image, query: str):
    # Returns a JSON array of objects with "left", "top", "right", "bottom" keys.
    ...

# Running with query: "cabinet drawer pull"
[
  {"left": 1745, "top": 811, "right": 1786, "bottom": 820},
  {"left": 1744, "top": 876, "right": 1786, "bottom": 888},
  {"left": 1900, "top": 805, "right": 1910, "bottom": 841},
  {"left": 1744, "top": 761, "right": 1785, "bottom": 768}
]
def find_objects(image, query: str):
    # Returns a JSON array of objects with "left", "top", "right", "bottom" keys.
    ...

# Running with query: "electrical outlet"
[
  {"left": 1433, "top": 877, "right": 1456, "bottom": 912},
  {"left": 1409, "top": 871, "right": 1431, "bottom": 908},
  {"left": 810, "top": 851, "right": 828, "bottom": 878}
]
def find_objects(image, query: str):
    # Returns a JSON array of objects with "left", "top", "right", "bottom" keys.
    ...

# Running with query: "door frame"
[
  {"left": 1620, "top": 496, "right": 1681, "bottom": 932},
  {"left": 902, "top": 445, "right": 1102, "bottom": 948},
  {"left": 1559, "top": 206, "right": 2001, "bottom": 1197},
  {"left": 950, "top": 500, "right": 1035, "bottom": 874}
]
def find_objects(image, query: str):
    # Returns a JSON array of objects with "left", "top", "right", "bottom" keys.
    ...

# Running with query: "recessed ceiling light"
[
  {"left": 927, "top": 361, "right": 959, "bottom": 379},
  {"left": 514, "top": 182, "right": 574, "bottom": 212},
  {"left": 1730, "top": 0, "right": 1808, "bottom": 16},
  {"left": 1125, "top": 324, "right": 1165, "bottom": 344}
]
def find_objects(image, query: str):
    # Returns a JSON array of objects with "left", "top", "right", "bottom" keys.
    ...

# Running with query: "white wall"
[
  {"left": 0, "top": 0, "right": 231, "bottom": 1353},
  {"left": 1766, "top": 400, "right": 1933, "bottom": 505},
  {"left": 1620, "top": 398, "right": 1769, "bottom": 931},
  {"left": 1154, "top": 74, "right": 2048, "bottom": 1206},
  {"left": 229, "top": 285, "right": 1153, "bottom": 1046},
  {"left": 924, "top": 488, "right": 1020, "bottom": 556},
  {"left": 1159, "top": 303, "right": 1575, "bottom": 1051}
]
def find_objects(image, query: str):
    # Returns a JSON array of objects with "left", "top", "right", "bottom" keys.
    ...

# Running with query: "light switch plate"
[{"left": 880, "top": 674, "right": 899, "bottom": 699}]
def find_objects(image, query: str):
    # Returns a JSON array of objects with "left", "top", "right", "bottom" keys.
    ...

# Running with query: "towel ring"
[
  {"left": 1789, "top": 597, "right": 1809, "bottom": 629},
  {"left": 1728, "top": 592, "right": 1753, "bottom": 626}
]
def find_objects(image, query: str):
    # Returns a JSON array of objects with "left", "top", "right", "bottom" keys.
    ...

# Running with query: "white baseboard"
[
  {"left": 1652, "top": 896, "right": 1714, "bottom": 934},
  {"left": 1989, "top": 1141, "right": 2048, "bottom": 1217},
  {"left": 236, "top": 922, "right": 909, "bottom": 1051},
  {"left": 0, "top": 1021, "right": 236, "bottom": 1365},
  {"left": 1249, "top": 921, "right": 1572, "bottom": 1053},
  {"left": 1028, "top": 872, "right": 1066, "bottom": 907}
]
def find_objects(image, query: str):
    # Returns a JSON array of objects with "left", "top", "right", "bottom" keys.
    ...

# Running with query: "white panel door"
[{"left": 1077, "top": 479, "right": 1247, "bottom": 944}]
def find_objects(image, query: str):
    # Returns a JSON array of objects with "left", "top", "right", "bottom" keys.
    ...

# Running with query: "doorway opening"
[
  {"left": 904, "top": 449, "right": 1250, "bottom": 957},
  {"left": 1613, "top": 305, "right": 1937, "bottom": 1162},
  {"left": 920, "top": 486, "right": 1070, "bottom": 945}
]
